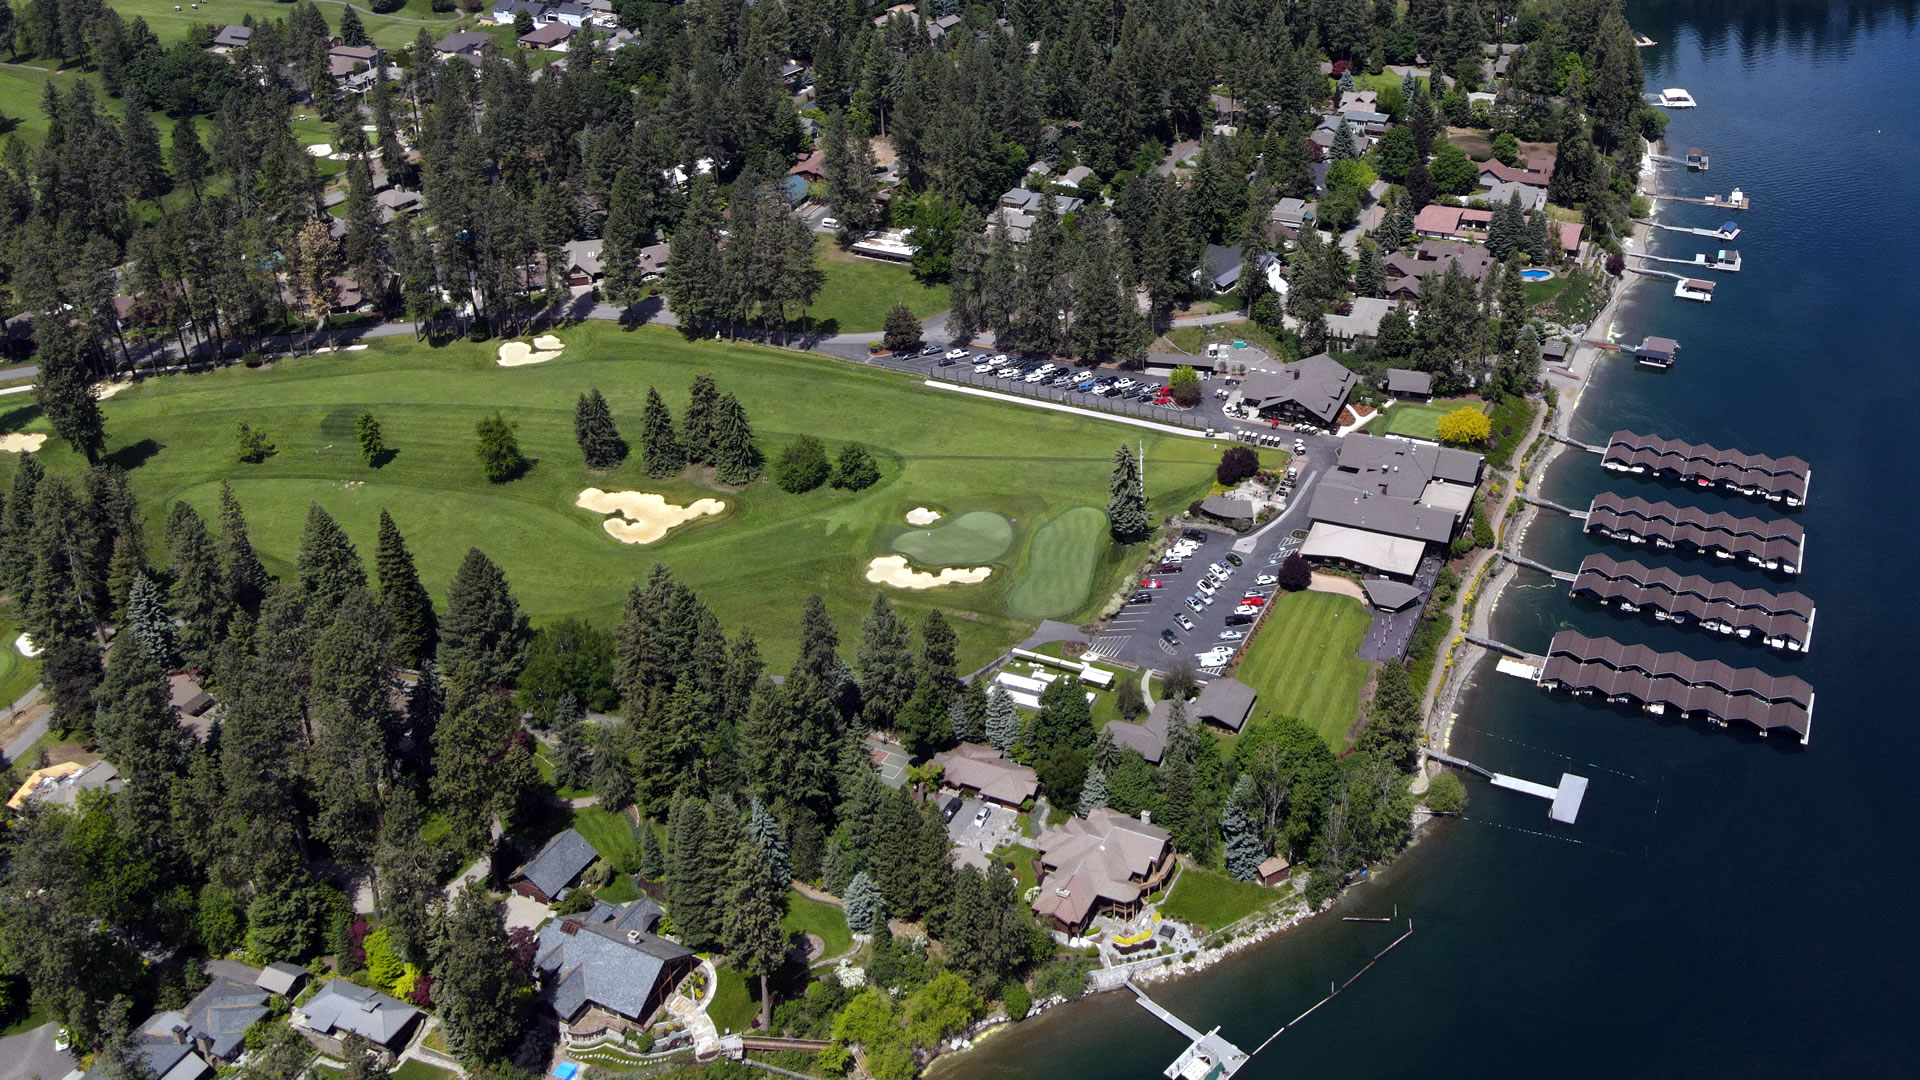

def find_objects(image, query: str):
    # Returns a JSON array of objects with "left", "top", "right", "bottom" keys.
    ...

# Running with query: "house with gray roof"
[
  {"left": 534, "top": 904, "right": 698, "bottom": 1037},
  {"left": 511, "top": 827, "right": 599, "bottom": 903},
  {"left": 1299, "top": 433, "right": 1484, "bottom": 578},
  {"left": 87, "top": 978, "right": 269, "bottom": 1080},
  {"left": 1384, "top": 368, "right": 1434, "bottom": 400},
  {"left": 210, "top": 25, "right": 253, "bottom": 53},
  {"left": 256, "top": 961, "right": 310, "bottom": 997},
  {"left": 1238, "top": 353, "right": 1358, "bottom": 427},
  {"left": 1197, "top": 495, "right": 1256, "bottom": 524},
  {"left": 292, "top": 980, "right": 422, "bottom": 1059}
]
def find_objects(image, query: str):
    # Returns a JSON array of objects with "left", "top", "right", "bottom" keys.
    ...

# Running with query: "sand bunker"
[
  {"left": 15, "top": 632, "right": 40, "bottom": 658},
  {"left": 866, "top": 556, "right": 991, "bottom": 589},
  {"left": 533, "top": 334, "right": 565, "bottom": 350},
  {"left": 95, "top": 381, "right": 133, "bottom": 400},
  {"left": 497, "top": 340, "right": 565, "bottom": 366},
  {"left": 304, "top": 143, "right": 333, "bottom": 157},
  {"left": 0, "top": 433, "right": 47, "bottom": 453},
  {"left": 577, "top": 488, "right": 725, "bottom": 545},
  {"left": 905, "top": 507, "right": 943, "bottom": 526}
]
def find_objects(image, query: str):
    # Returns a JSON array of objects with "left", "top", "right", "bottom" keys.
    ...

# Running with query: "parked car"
[
  {"left": 1240, "top": 595, "right": 1267, "bottom": 607},
  {"left": 941, "top": 796, "right": 962, "bottom": 821},
  {"left": 1160, "top": 629, "right": 1181, "bottom": 646},
  {"left": 1025, "top": 369, "right": 1049, "bottom": 383},
  {"left": 1233, "top": 604, "right": 1260, "bottom": 616},
  {"left": 938, "top": 354, "right": 958, "bottom": 367},
  {"left": 973, "top": 806, "right": 991, "bottom": 828},
  {"left": 1219, "top": 629, "right": 1245, "bottom": 641},
  {"left": 974, "top": 361, "right": 996, "bottom": 373},
  {"left": 1141, "top": 578, "right": 1164, "bottom": 589},
  {"left": 1182, "top": 529, "right": 1210, "bottom": 541},
  {"left": 1175, "top": 613, "right": 1195, "bottom": 630},
  {"left": 1184, "top": 596, "right": 1204, "bottom": 613},
  {"left": 821, "top": 217, "right": 840, "bottom": 230},
  {"left": 1196, "top": 580, "right": 1217, "bottom": 596},
  {"left": 1224, "top": 613, "right": 1255, "bottom": 626},
  {"left": 945, "top": 348, "right": 970, "bottom": 360},
  {"left": 1225, "top": 552, "right": 1244, "bottom": 567},
  {"left": 1128, "top": 592, "right": 1154, "bottom": 605},
  {"left": 1256, "top": 574, "right": 1278, "bottom": 586},
  {"left": 1157, "top": 563, "right": 1184, "bottom": 574}
]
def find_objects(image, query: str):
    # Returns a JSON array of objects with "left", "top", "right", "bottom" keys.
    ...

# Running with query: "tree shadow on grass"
[
  {"left": 368, "top": 448, "right": 399, "bottom": 469},
  {"left": 0, "top": 401, "right": 41, "bottom": 432},
  {"left": 105, "top": 438, "right": 164, "bottom": 471}
]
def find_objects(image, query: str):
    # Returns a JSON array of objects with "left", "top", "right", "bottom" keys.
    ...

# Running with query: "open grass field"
[
  {"left": 1004, "top": 505, "right": 1109, "bottom": 620},
  {"left": 567, "top": 805, "right": 640, "bottom": 868},
  {"left": 87, "top": 0, "right": 465, "bottom": 50},
  {"left": 1234, "top": 591, "right": 1373, "bottom": 751},
  {"left": 390, "top": 1059, "right": 458, "bottom": 1080},
  {"left": 2, "top": 324, "right": 1228, "bottom": 671},
  {"left": 708, "top": 966, "right": 758, "bottom": 1035},
  {"left": 1378, "top": 398, "right": 1482, "bottom": 440},
  {"left": 889, "top": 510, "right": 1013, "bottom": 566},
  {"left": 806, "top": 238, "right": 951, "bottom": 335},
  {"left": 1158, "top": 864, "right": 1277, "bottom": 931},
  {"left": 0, "top": 610, "right": 41, "bottom": 708},
  {"left": 781, "top": 891, "right": 852, "bottom": 961}
]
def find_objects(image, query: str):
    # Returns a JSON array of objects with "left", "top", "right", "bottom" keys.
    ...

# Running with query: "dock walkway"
[
  {"left": 1550, "top": 433, "right": 1605, "bottom": 454},
  {"left": 1427, "top": 750, "right": 1589, "bottom": 824},
  {"left": 1498, "top": 550, "right": 1576, "bottom": 583},
  {"left": 1126, "top": 981, "right": 1250, "bottom": 1079},
  {"left": 1520, "top": 493, "right": 1589, "bottom": 520}
]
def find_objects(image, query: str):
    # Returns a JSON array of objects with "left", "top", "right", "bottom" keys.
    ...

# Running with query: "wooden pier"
[
  {"left": 1519, "top": 493, "right": 1589, "bottom": 520},
  {"left": 1628, "top": 250, "right": 1741, "bottom": 273},
  {"left": 1498, "top": 549, "right": 1577, "bottom": 583},
  {"left": 1645, "top": 189, "right": 1749, "bottom": 210},
  {"left": 1427, "top": 749, "right": 1590, "bottom": 824},
  {"left": 1127, "top": 982, "right": 1250, "bottom": 1079},
  {"left": 1642, "top": 220, "right": 1741, "bottom": 241},
  {"left": 1549, "top": 433, "right": 1606, "bottom": 454}
]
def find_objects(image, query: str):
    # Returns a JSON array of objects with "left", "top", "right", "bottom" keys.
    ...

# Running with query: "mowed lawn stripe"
[
  {"left": 1234, "top": 591, "right": 1374, "bottom": 751},
  {"left": 1005, "top": 505, "right": 1108, "bottom": 619},
  {"left": 8, "top": 325, "right": 1222, "bottom": 671}
]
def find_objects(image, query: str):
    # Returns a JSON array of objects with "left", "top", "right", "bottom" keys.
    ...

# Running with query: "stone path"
[{"left": 666, "top": 958, "right": 723, "bottom": 1053}]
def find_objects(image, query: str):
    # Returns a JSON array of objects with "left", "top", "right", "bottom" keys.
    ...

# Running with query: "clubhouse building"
[{"left": 1300, "top": 434, "right": 1484, "bottom": 580}]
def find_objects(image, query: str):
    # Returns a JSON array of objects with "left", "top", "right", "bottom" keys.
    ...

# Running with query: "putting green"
[
  {"left": 1006, "top": 506, "right": 1108, "bottom": 619},
  {"left": 890, "top": 510, "right": 1014, "bottom": 566}
]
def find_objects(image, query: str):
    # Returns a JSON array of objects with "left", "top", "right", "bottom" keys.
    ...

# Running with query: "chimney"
[
  {"left": 561, "top": 919, "right": 581, "bottom": 936},
  {"left": 627, "top": 930, "right": 641, "bottom": 944},
  {"left": 1139, "top": 810, "right": 1152, "bottom": 825},
  {"left": 171, "top": 1024, "right": 189, "bottom": 1045}
]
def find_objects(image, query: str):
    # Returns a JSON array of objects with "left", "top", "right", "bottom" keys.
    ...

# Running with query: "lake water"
[{"left": 941, "top": 3, "right": 1920, "bottom": 1076}]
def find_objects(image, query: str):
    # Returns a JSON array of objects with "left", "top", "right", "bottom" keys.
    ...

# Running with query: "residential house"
[
  {"left": 931, "top": 742, "right": 1039, "bottom": 807},
  {"left": 255, "top": 962, "right": 310, "bottom": 998},
  {"left": 927, "top": 13, "right": 962, "bottom": 40},
  {"left": 1383, "top": 241, "right": 1495, "bottom": 299},
  {"left": 1413, "top": 204, "right": 1494, "bottom": 242},
  {"left": 533, "top": 902, "right": 698, "bottom": 1039},
  {"left": 1190, "top": 678, "right": 1258, "bottom": 732},
  {"left": 434, "top": 30, "right": 492, "bottom": 66},
  {"left": 636, "top": 242, "right": 670, "bottom": 280},
  {"left": 776, "top": 174, "right": 809, "bottom": 207},
  {"left": 492, "top": 0, "right": 548, "bottom": 24},
  {"left": 1554, "top": 221, "right": 1584, "bottom": 257},
  {"left": 1384, "top": 368, "right": 1435, "bottom": 401},
  {"left": 1326, "top": 296, "right": 1395, "bottom": 345},
  {"left": 292, "top": 981, "right": 422, "bottom": 1062},
  {"left": 7, "top": 759, "right": 122, "bottom": 811},
  {"left": 1255, "top": 855, "right": 1292, "bottom": 887},
  {"left": 1540, "top": 338, "right": 1570, "bottom": 365},
  {"left": 1341, "top": 107, "right": 1390, "bottom": 136},
  {"left": 1201, "top": 244, "right": 1243, "bottom": 293},
  {"left": 548, "top": 2, "right": 591, "bottom": 27},
  {"left": 1268, "top": 197, "right": 1317, "bottom": 241},
  {"left": 374, "top": 187, "right": 423, "bottom": 222},
  {"left": 210, "top": 25, "right": 252, "bottom": 54},
  {"left": 328, "top": 44, "right": 384, "bottom": 90},
  {"left": 1336, "top": 89, "right": 1378, "bottom": 113},
  {"left": 519, "top": 21, "right": 574, "bottom": 49},
  {"left": 1031, "top": 809, "right": 1174, "bottom": 935},
  {"left": 777, "top": 59, "right": 807, "bottom": 89},
  {"left": 999, "top": 187, "right": 1083, "bottom": 215},
  {"left": 1057, "top": 164, "right": 1095, "bottom": 189},
  {"left": 170, "top": 673, "right": 217, "bottom": 739},
  {"left": 510, "top": 827, "right": 599, "bottom": 904},
  {"left": 1477, "top": 154, "right": 1555, "bottom": 187},
  {"left": 1476, "top": 178, "right": 1545, "bottom": 211},
  {"left": 788, "top": 150, "right": 827, "bottom": 182},
  {"left": 1237, "top": 353, "right": 1358, "bottom": 427},
  {"left": 561, "top": 239, "right": 602, "bottom": 286}
]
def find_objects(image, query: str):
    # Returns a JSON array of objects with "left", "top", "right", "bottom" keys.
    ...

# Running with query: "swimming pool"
[{"left": 1520, "top": 268, "right": 1555, "bottom": 282}]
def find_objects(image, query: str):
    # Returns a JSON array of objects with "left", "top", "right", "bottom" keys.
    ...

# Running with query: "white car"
[
  {"left": 1219, "top": 629, "right": 1245, "bottom": 641},
  {"left": 1255, "top": 574, "right": 1277, "bottom": 586},
  {"left": 1234, "top": 604, "right": 1260, "bottom": 616},
  {"left": 944, "top": 348, "right": 969, "bottom": 361},
  {"left": 821, "top": 217, "right": 840, "bottom": 230},
  {"left": 1024, "top": 369, "right": 1048, "bottom": 382},
  {"left": 1194, "top": 651, "right": 1234, "bottom": 666},
  {"left": 1114, "top": 378, "right": 1136, "bottom": 390},
  {"left": 1175, "top": 614, "right": 1195, "bottom": 630},
  {"left": 973, "top": 360, "right": 995, "bottom": 373},
  {"left": 991, "top": 353, "right": 1010, "bottom": 364},
  {"left": 972, "top": 805, "right": 991, "bottom": 828},
  {"left": 1196, "top": 580, "right": 1217, "bottom": 596},
  {"left": 997, "top": 367, "right": 1021, "bottom": 378}
]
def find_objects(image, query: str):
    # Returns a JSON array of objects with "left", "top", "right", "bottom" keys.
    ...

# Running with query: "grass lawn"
[
  {"left": 85, "top": 0, "right": 464, "bottom": 50},
  {"left": 781, "top": 891, "right": 853, "bottom": 961},
  {"left": 708, "top": 965, "right": 758, "bottom": 1035},
  {"left": 595, "top": 874, "right": 641, "bottom": 904},
  {"left": 1159, "top": 864, "right": 1278, "bottom": 932},
  {"left": 390, "top": 1060, "right": 458, "bottom": 1080},
  {"left": 806, "top": 238, "right": 951, "bottom": 334},
  {"left": 1234, "top": 591, "right": 1373, "bottom": 751},
  {"left": 4, "top": 323, "right": 1229, "bottom": 672},
  {"left": 1378, "top": 398, "right": 1483, "bottom": 441},
  {"left": 1486, "top": 394, "right": 1538, "bottom": 469},
  {"left": 567, "top": 805, "right": 639, "bottom": 867},
  {"left": 990, "top": 844, "right": 1038, "bottom": 894},
  {"left": 534, "top": 751, "right": 593, "bottom": 800},
  {"left": 0, "top": 609, "right": 41, "bottom": 708},
  {"left": 1523, "top": 274, "right": 1574, "bottom": 308},
  {"left": 0, "top": 1002, "right": 48, "bottom": 1038}
]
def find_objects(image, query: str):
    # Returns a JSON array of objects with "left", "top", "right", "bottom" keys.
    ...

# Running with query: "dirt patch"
[
  {"left": 576, "top": 488, "right": 725, "bottom": 545},
  {"left": 865, "top": 556, "right": 991, "bottom": 589},
  {"left": 0, "top": 433, "right": 47, "bottom": 453},
  {"left": 905, "top": 507, "right": 943, "bottom": 526},
  {"left": 1307, "top": 571, "right": 1367, "bottom": 602}
]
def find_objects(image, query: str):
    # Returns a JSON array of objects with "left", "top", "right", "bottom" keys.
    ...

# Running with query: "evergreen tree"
[
  {"left": 121, "top": 91, "right": 166, "bottom": 200},
  {"left": 1356, "top": 661, "right": 1422, "bottom": 770},
  {"left": 355, "top": 413, "right": 386, "bottom": 465},
  {"left": 681, "top": 374, "right": 719, "bottom": 464},
  {"left": 710, "top": 392, "right": 761, "bottom": 485},
  {"left": 218, "top": 482, "right": 270, "bottom": 617},
  {"left": 573, "top": 388, "right": 628, "bottom": 469},
  {"left": 1330, "top": 121, "right": 1358, "bottom": 161},
  {"left": 920, "top": 609, "right": 957, "bottom": 691},
  {"left": 950, "top": 677, "right": 988, "bottom": 743},
  {"left": 1157, "top": 703, "right": 1199, "bottom": 852},
  {"left": 123, "top": 572, "right": 175, "bottom": 669},
  {"left": 830, "top": 443, "right": 881, "bottom": 490},
  {"left": 663, "top": 175, "right": 727, "bottom": 329},
  {"left": 375, "top": 510, "right": 437, "bottom": 668},
  {"left": 1223, "top": 774, "right": 1266, "bottom": 880},
  {"left": 432, "top": 687, "right": 536, "bottom": 855},
  {"left": 374, "top": 784, "right": 440, "bottom": 964},
  {"left": 338, "top": 5, "right": 369, "bottom": 46},
  {"left": 640, "top": 387, "right": 684, "bottom": 478},
  {"left": 307, "top": 591, "right": 394, "bottom": 864},
  {"left": 167, "top": 501, "right": 230, "bottom": 667},
  {"left": 1355, "top": 239, "right": 1385, "bottom": 298},
  {"left": 894, "top": 677, "right": 951, "bottom": 755},
  {"left": 0, "top": 454, "right": 43, "bottom": 603},
  {"left": 474, "top": 411, "right": 527, "bottom": 482},
  {"left": 843, "top": 870, "right": 884, "bottom": 933},
  {"left": 722, "top": 829, "right": 789, "bottom": 1030},
  {"left": 438, "top": 548, "right": 530, "bottom": 688},
  {"left": 551, "top": 694, "right": 590, "bottom": 789},
  {"left": 882, "top": 303, "right": 922, "bottom": 353},
  {"left": 434, "top": 881, "right": 526, "bottom": 1065},
  {"left": 746, "top": 797, "right": 791, "bottom": 887},
  {"left": 637, "top": 821, "right": 666, "bottom": 879},
  {"left": 170, "top": 114, "right": 208, "bottom": 198},
  {"left": 858, "top": 592, "right": 915, "bottom": 729},
  {"left": 590, "top": 723, "right": 634, "bottom": 809},
  {"left": 1077, "top": 765, "right": 1109, "bottom": 815},
  {"left": 32, "top": 321, "right": 107, "bottom": 464},
  {"left": 985, "top": 685, "right": 1020, "bottom": 752},
  {"left": 1106, "top": 443, "right": 1150, "bottom": 542},
  {"left": 665, "top": 795, "right": 721, "bottom": 947}
]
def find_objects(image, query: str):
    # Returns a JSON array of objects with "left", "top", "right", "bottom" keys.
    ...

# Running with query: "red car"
[
  {"left": 1240, "top": 595, "right": 1268, "bottom": 606},
  {"left": 1141, "top": 578, "right": 1164, "bottom": 589}
]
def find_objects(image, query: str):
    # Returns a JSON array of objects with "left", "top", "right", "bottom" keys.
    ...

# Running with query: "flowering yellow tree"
[{"left": 1436, "top": 406, "right": 1492, "bottom": 447}]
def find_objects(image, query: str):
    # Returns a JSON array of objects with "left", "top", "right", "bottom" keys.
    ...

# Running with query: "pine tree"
[
  {"left": 218, "top": 482, "right": 269, "bottom": 617},
  {"left": 746, "top": 797, "right": 791, "bottom": 886},
  {"left": 355, "top": 412, "right": 386, "bottom": 465},
  {"left": 664, "top": 175, "right": 727, "bottom": 329},
  {"left": 170, "top": 114, "right": 208, "bottom": 198},
  {"left": 858, "top": 592, "right": 915, "bottom": 730},
  {"left": 121, "top": 91, "right": 166, "bottom": 200},
  {"left": 438, "top": 548, "right": 530, "bottom": 689},
  {"left": 307, "top": 591, "right": 394, "bottom": 864},
  {"left": 167, "top": 501, "right": 230, "bottom": 667},
  {"left": 843, "top": 870, "right": 884, "bottom": 933},
  {"left": 338, "top": 5, "right": 369, "bottom": 46},
  {"left": 637, "top": 820, "right": 667, "bottom": 879},
  {"left": 124, "top": 572, "right": 176, "bottom": 669},
  {"left": 1077, "top": 765, "right": 1109, "bottom": 816},
  {"left": 32, "top": 320, "right": 107, "bottom": 464},
  {"left": 474, "top": 411, "right": 527, "bottom": 483},
  {"left": 433, "top": 881, "right": 525, "bottom": 1064},
  {"left": 1223, "top": 774, "right": 1265, "bottom": 880},
  {"left": 573, "top": 388, "right": 628, "bottom": 469},
  {"left": 1330, "top": 121, "right": 1358, "bottom": 161},
  {"left": 590, "top": 723, "right": 634, "bottom": 809},
  {"left": 0, "top": 454, "right": 44, "bottom": 603},
  {"left": 432, "top": 688, "right": 536, "bottom": 855},
  {"left": 665, "top": 795, "right": 721, "bottom": 947},
  {"left": 1106, "top": 443, "right": 1150, "bottom": 542},
  {"left": 552, "top": 694, "right": 590, "bottom": 788},
  {"left": 1355, "top": 239, "right": 1385, "bottom": 298},
  {"left": 1157, "top": 703, "right": 1198, "bottom": 853},
  {"left": 985, "top": 685, "right": 1020, "bottom": 751},
  {"left": 374, "top": 784, "right": 440, "bottom": 963},
  {"left": 950, "top": 677, "right": 988, "bottom": 743},
  {"left": 830, "top": 443, "right": 881, "bottom": 490},
  {"left": 680, "top": 374, "right": 719, "bottom": 464},
  {"left": 640, "top": 387, "right": 684, "bottom": 478},
  {"left": 375, "top": 510, "right": 437, "bottom": 668},
  {"left": 104, "top": 533, "right": 143, "bottom": 620},
  {"left": 920, "top": 609, "right": 957, "bottom": 691},
  {"left": 723, "top": 830, "right": 789, "bottom": 1031},
  {"left": 710, "top": 392, "right": 761, "bottom": 485}
]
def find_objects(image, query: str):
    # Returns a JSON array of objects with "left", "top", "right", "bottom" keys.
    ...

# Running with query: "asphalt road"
[{"left": 0, "top": 1022, "right": 75, "bottom": 1080}]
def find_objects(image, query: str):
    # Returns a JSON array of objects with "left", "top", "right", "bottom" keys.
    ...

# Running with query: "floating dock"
[
  {"left": 1674, "top": 277, "right": 1715, "bottom": 302},
  {"left": 1585, "top": 493, "right": 1804, "bottom": 574},
  {"left": 1628, "top": 249, "right": 1740, "bottom": 272},
  {"left": 1539, "top": 631, "right": 1815, "bottom": 743},
  {"left": 1632, "top": 335, "right": 1680, "bottom": 367},
  {"left": 1646, "top": 149, "right": 1709, "bottom": 171},
  {"left": 1427, "top": 749, "right": 1588, "bottom": 824},
  {"left": 1603, "top": 431, "right": 1809, "bottom": 507},
  {"left": 1645, "top": 220, "right": 1741, "bottom": 241},
  {"left": 1127, "top": 982, "right": 1249, "bottom": 1079},
  {"left": 1644, "top": 188, "right": 1749, "bottom": 210},
  {"left": 1571, "top": 554, "right": 1816, "bottom": 652}
]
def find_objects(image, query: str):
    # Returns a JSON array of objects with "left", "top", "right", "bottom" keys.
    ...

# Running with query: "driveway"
[
  {"left": 0, "top": 1023, "right": 75, "bottom": 1080},
  {"left": 945, "top": 798, "right": 1023, "bottom": 855}
]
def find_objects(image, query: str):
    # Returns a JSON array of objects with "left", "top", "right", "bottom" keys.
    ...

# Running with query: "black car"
[
  {"left": 1160, "top": 629, "right": 1180, "bottom": 646},
  {"left": 1128, "top": 591, "right": 1154, "bottom": 604},
  {"left": 940, "top": 795, "right": 962, "bottom": 821},
  {"left": 1224, "top": 613, "right": 1255, "bottom": 626},
  {"left": 1182, "top": 529, "right": 1210, "bottom": 541},
  {"left": 938, "top": 355, "right": 957, "bottom": 366},
  {"left": 1224, "top": 552, "right": 1244, "bottom": 567},
  {"left": 1156, "top": 563, "right": 1184, "bottom": 573}
]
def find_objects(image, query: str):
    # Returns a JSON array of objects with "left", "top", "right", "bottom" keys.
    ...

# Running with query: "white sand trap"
[
  {"left": 304, "top": 143, "right": 333, "bottom": 157},
  {"left": 0, "top": 433, "right": 47, "bottom": 453},
  {"left": 866, "top": 556, "right": 991, "bottom": 589},
  {"left": 15, "top": 632, "right": 40, "bottom": 658},
  {"left": 497, "top": 341, "right": 564, "bottom": 367},
  {"left": 533, "top": 334, "right": 565, "bottom": 350},
  {"left": 95, "top": 380, "right": 133, "bottom": 400},
  {"left": 905, "top": 507, "right": 943, "bottom": 526},
  {"left": 576, "top": 488, "right": 725, "bottom": 545}
]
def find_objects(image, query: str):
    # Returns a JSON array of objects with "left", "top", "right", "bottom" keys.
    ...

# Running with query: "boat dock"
[
  {"left": 1603, "top": 431, "right": 1810, "bottom": 507},
  {"left": 1498, "top": 549, "right": 1576, "bottom": 583},
  {"left": 1631, "top": 336, "right": 1680, "bottom": 367},
  {"left": 1628, "top": 249, "right": 1741, "bottom": 272},
  {"left": 1585, "top": 492, "right": 1805, "bottom": 575},
  {"left": 1644, "top": 188, "right": 1749, "bottom": 210},
  {"left": 1644, "top": 220, "right": 1741, "bottom": 241},
  {"left": 1519, "top": 493, "right": 1589, "bottom": 520},
  {"left": 1647, "top": 149, "right": 1709, "bottom": 171},
  {"left": 1571, "top": 554, "right": 1816, "bottom": 652},
  {"left": 1126, "top": 982, "right": 1249, "bottom": 1079},
  {"left": 1539, "top": 631, "right": 1815, "bottom": 744},
  {"left": 1427, "top": 749, "right": 1590, "bottom": 824},
  {"left": 1549, "top": 433, "right": 1606, "bottom": 454}
]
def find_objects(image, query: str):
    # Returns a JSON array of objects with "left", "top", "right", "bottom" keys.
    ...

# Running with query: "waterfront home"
[
  {"left": 1631, "top": 336, "right": 1678, "bottom": 367},
  {"left": 533, "top": 902, "right": 698, "bottom": 1041},
  {"left": 1477, "top": 179, "right": 1546, "bottom": 211},
  {"left": 1031, "top": 809, "right": 1173, "bottom": 936}
]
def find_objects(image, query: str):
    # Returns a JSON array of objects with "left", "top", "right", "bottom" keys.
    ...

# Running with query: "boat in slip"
[{"left": 1659, "top": 88, "right": 1698, "bottom": 108}]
